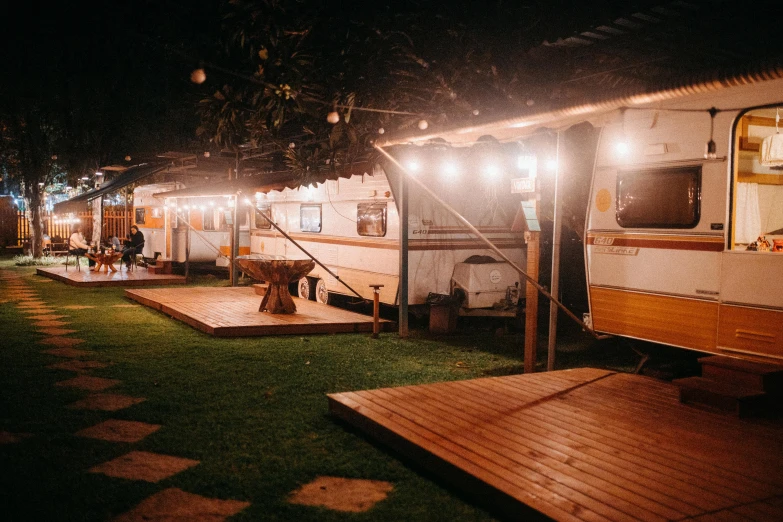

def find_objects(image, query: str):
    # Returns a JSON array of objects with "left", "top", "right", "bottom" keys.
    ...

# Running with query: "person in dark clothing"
[{"left": 121, "top": 225, "right": 145, "bottom": 269}]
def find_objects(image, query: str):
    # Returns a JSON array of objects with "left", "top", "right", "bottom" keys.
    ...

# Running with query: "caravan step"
[
  {"left": 699, "top": 356, "right": 783, "bottom": 394},
  {"left": 673, "top": 376, "right": 769, "bottom": 417}
]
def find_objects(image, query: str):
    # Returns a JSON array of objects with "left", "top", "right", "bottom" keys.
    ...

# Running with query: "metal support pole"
[
  {"left": 231, "top": 193, "right": 240, "bottom": 286},
  {"left": 398, "top": 170, "right": 409, "bottom": 338},
  {"left": 370, "top": 284, "right": 383, "bottom": 338},
  {"left": 375, "top": 144, "right": 596, "bottom": 336},
  {"left": 548, "top": 131, "right": 563, "bottom": 371}
]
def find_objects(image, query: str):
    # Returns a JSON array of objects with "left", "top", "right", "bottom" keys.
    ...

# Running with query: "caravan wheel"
[
  {"left": 315, "top": 278, "right": 330, "bottom": 304},
  {"left": 297, "top": 277, "right": 313, "bottom": 300}
]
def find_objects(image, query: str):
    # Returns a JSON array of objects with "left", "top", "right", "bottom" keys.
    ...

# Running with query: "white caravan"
[
  {"left": 584, "top": 79, "right": 783, "bottom": 364},
  {"left": 133, "top": 182, "right": 250, "bottom": 264},
  {"left": 249, "top": 166, "right": 526, "bottom": 307}
]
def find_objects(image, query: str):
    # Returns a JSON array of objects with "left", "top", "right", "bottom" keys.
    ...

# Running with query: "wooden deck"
[
  {"left": 329, "top": 368, "right": 783, "bottom": 521},
  {"left": 37, "top": 266, "right": 185, "bottom": 287},
  {"left": 125, "top": 286, "right": 394, "bottom": 337}
]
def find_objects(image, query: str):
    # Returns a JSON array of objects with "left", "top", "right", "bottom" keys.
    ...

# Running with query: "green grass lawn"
[{"left": 0, "top": 261, "right": 650, "bottom": 521}]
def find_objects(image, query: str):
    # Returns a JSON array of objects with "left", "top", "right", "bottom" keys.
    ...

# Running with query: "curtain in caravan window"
[{"left": 735, "top": 182, "right": 761, "bottom": 244}]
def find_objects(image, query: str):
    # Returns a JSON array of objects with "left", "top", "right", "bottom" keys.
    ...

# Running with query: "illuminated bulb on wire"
[
  {"left": 546, "top": 159, "right": 558, "bottom": 171},
  {"left": 615, "top": 141, "right": 629, "bottom": 155},
  {"left": 418, "top": 120, "right": 428, "bottom": 130},
  {"left": 442, "top": 162, "right": 459, "bottom": 177},
  {"left": 378, "top": 128, "right": 385, "bottom": 134},
  {"left": 190, "top": 68, "right": 206, "bottom": 84},
  {"left": 405, "top": 160, "right": 421, "bottom": 173},
  {"left": 327, "top": 111, "right": 340, "bottom": 124},
  {"left": 483, "top": 164, "right": 500, "bottom": 179}
]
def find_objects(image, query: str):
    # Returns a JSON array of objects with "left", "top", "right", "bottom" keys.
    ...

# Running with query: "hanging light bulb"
[
  {"left": 377, "top": 128, "right": 385, "bottom": 135},
  {"left": 418, "top": 120, "right": 429, "bottom": 130},
  {"left": 705, "top": 107, "right": 718, "bottom": 160},
  {"left": 190, "top": 68, "right": 206, "bottom": 84},
  {"left": 125, "top": 155, "right": 132, "bottom": 161},
  {"left": 327, "top": 111, "right": 340, "bottom": 124}
]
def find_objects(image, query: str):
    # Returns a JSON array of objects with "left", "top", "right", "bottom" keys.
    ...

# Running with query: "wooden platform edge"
[
  {"left": 37, "top": 268, "right": 186, "bottom": 287},
  {"left": 124, "top": 290, "right": 164, "bottom": 311},
  {"left": 327, "top": 393, "right": 553, "bottom": 522},
  {"left": 125, "top": 290, "right": 216, "bottom": 335},
  {"left": 211, "top": 319, "right": 397, "bottom": 337}
]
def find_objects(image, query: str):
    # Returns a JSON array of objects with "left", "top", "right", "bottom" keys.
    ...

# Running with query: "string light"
[
  {"left": 327, "top": 111, "right": 340, "bottom": 124},
  {"left": 190, "top": 68, "right": 206, "bottom": 84},
  {"left": 418, "top": 120, "right": 429, "bottom": 130}
]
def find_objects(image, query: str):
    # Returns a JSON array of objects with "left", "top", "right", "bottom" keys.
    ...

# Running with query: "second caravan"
[{"left": 249, "top": 165, "right": 527, "bottom": 308}]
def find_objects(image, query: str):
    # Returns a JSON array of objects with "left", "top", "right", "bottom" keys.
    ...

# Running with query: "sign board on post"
[{"left": 511, "top": 177, "right": 536, "bottom": 194}]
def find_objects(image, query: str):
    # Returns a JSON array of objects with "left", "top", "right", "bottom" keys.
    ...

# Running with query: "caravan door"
[{"left": 717, "top": 107, "right": 783, "bottom": 362}]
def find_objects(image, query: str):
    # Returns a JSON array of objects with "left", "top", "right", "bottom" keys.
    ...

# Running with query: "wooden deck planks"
[
  {"left": 125, "top": 286, "right": 393, "bottom": 337},
  {"left": 36, "top": 266, "right": 185, "bottom": 287},
  {"left": 328, "top": 369, "right": 783, "bottom": 521}
]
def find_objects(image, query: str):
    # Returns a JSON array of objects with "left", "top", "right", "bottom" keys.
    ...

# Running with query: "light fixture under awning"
[{"left": 53, "top": 163, "right": 169, "bottom": 214}]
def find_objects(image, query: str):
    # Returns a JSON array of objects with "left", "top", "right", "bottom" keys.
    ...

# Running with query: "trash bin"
[{"left": 426, "top": 293, "right": 458, "bottom": 333}]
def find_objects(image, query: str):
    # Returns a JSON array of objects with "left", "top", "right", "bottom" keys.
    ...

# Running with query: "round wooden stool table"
[
  {"left": 86, "top": 250, "right": 125, "bottom": 273},
  {"left": 237, "top": 255, "right": 316, "bottom": 314}
]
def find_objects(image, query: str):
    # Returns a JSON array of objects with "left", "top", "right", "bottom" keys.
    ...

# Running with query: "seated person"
[
  {"left": 121, "top": 225, "right": 145, "bottom": 268},
  {"left": 111, "top": 236, "right": 122, "bottom": 251},
  {"left": 68, "top": 226, "right": 95, "bottom": 267}
]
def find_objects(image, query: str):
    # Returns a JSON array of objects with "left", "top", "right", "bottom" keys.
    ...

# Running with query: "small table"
[
  {"left": 236, "top": 256, "right": 316, "bottom": 314},
  {"left": 85, "top": 251, "right": 124, "bottom": 273}
]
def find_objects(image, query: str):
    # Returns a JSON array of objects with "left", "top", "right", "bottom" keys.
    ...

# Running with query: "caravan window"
[
  {"left": 203, "top": 209, "right": 216, "bottom": 231},
  {"left": 616, "top": 167, "right": 701, "bottom": 228},
  {"left": 135, "top": 208, "right": 146, "bottom": 225},
  {"left": 300, "top": 204, "right": 322, "bottom": 233},
  {"left": 357, "top": 202, "right": 387, "bottom": 237},
  {"left": 255, "top": 204, "right": 272, "bottom": 230},
  {"left": 732, "top": 107, "right": 783, "bottom": 249}
]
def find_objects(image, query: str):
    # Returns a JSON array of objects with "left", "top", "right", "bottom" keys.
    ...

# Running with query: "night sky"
[{"left": 2, "top": 1, "right": 777, "bottom": 164}]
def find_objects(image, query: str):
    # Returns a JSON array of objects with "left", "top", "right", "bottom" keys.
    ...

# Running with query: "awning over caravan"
[
  {"left": 377, "top": 62, "right": 783, "bottom": 147},
  {"left": 53, "top": 162, "right": 170, "bottom": 214},
  {"left": 153, "top": 162, "right": 378, "bottom": 199}
]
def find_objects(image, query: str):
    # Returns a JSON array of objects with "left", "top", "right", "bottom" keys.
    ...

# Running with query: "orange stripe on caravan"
[
  {"left": 428, "top": 226, "right": 512, "bottom": 233},
  {"left": 252, "top": 232, "right": 398, "bottom": 250},
  {"left": 586, "top": 234, "right": 724, "bottom": 252},
  {"left": 251, "top": 232, "right": 522, "bottom": 251}
]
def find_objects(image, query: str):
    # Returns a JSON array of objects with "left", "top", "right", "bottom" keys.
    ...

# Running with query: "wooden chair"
[{"left": 127, "top": 242, "right": 145, "bottom": 271}]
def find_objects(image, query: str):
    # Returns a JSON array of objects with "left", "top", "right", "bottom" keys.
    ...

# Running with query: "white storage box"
[{"left": 451, "top": 262, "right": 520, "bottom": 309}]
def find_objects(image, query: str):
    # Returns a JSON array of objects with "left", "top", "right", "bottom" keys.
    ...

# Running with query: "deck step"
[
  {"left": 147, "top": 259, "right": 174, "bottom": 275},
  {"left": 673, "top": 376, "right": 770, "bottom": 417},
  {"left": 699, "top": 356, "right": 783, "bottom": 394}
]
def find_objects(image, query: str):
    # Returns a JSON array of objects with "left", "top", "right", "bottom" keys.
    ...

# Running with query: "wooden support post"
[
  {"left": 525, "top": 230, "right": 540, "bottom": 373},
  {"left": 370, "top": 284, "right": 384, "bottom": 339}
]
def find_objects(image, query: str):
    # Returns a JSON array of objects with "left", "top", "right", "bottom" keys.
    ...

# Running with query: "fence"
[{"left": 13, "top": 207, "right": 132, "bottom": 250}]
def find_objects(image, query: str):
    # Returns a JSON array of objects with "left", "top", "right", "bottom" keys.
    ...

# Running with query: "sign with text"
[{"left": 511, "top": 177, "right": 535, "bottom": 194}]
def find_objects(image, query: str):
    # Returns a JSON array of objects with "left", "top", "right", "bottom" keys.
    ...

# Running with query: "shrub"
[{"left": 13, "top": 255, "right": 71, "bottom": 267}]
